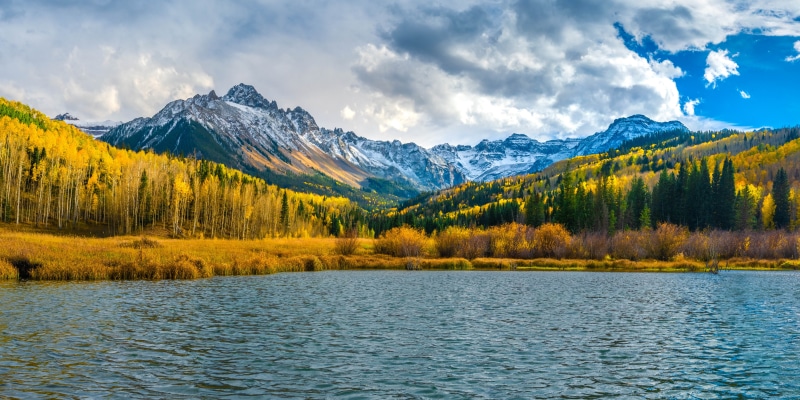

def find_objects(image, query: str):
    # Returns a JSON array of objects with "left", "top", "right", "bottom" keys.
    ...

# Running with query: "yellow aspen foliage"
[{"left": 762, "top": 193, "right": 775, "bottom": 230}]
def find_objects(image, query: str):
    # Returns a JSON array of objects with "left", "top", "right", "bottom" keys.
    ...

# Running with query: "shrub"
[
  {"left": 374, "top": 226, "right": 428, "bottom": 258},
  {"left": 579, "top": 232, "right": 609, "bottom": 260},
  {"left": 647, "top": 223, "right": 688, "bottom": 261},
  {"left": 611, "top": 230, "right": 647, "bottom": 261},
  {"left": 334, "top": 230, "right": 359, "bottom": 256},
  {"left": 532, "top": 223, "right": 571, "bottom": 259},
  {"left": 435, "top": 226, "right": 472, "bottom": 258},
  {"left": 161, "top": 254, "right": 203, "bottom": 279},
  {"left": 488, "top": 223, "right": 530, "bottom": 258},
  {"left": 745, "top": 230, "right": 794, "bottom": 259},
  {"left": 121, "top": 236, "right": 162, "bottom": 249},
  {"left": 462, "top": 230, "right": 490, "bottom": 259},
  {"left": 681, "top": 231, "right": 710, "bottom": 261}
]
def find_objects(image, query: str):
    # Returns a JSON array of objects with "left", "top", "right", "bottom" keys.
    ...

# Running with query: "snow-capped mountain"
[
  {"left": 572, "top": 114, "right": 687, "bottom": 156},
  {"left": 100, "top": 84, "right": 688, "bottom": 197},
  {"left": 431, "top": 135, "right": 582, "bottom": 182},
  {"left": 54, "top": 113, "right": 121, "bottom": 138},
  {"left": 430, "top": 115, "right": 686, "bottom": 182},
  {"left": 101, "top": 84, "right": 466, "bottom": 192}
]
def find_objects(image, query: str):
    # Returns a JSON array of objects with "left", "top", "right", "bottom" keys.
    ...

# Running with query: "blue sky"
[
  {"left": 618, "top": 25, "right": 800, "bottom": 131},
  {"left": 1, "top": 1, "right": 800, "bottom": 147}
]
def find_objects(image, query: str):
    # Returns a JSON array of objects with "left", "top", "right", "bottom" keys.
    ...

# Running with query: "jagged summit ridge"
[
  {"left": 430, "top": 115, "right": 687, "bottom": 182},
  {"left": 100, "top": 83, "right": 688, "bottom": 195},
  {"left": 573, "top": 114, "right": 688, "bottom": 156},
  {"left": 101, "top": 84, "right": 465, "bottom": 193}
]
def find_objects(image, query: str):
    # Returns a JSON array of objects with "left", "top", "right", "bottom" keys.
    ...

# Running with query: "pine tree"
[
  {"left": 553, "top": 170, "right": 578, "bottom": 232},
  {"left": 524, "top": 191, "right": 545, "bottom": 227},
  {"left": 713, "top": 158, "right": 736, "bottom": 230},
  {"left": 773, "top": 167, "right": 791, "bottom": 229},
  {"left": 626, "top": 177, "right": 649, "bottom": 230},
  {"left": 734, "top": 187, "right": 757, "bottom": 230},
  {"left": 280, "top": 190, "right": 290, "bottom": 235}
]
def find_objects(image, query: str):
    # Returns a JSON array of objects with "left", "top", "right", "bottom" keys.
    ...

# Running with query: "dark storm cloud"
[
  {"left": 631, "top": 6, "right": 706, "bottom": 50},
  {"left": 513, "top": 0, "right": 616, "bottom": 41},
  {"left": 381, "top": 5, "right": 498, "bottom": 75}
]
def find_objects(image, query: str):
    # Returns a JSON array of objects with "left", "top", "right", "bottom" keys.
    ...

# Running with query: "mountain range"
[
  {"left": 53, "top": 112, "right": 121, "bottom": 138},
  {"left": 96, "top": 84, "right": 687, "bottom": 197}
]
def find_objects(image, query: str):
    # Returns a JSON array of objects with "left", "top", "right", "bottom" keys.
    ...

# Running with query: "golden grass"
[
  {"left": 0, "top": 258, "right": 18, "bottom": 279},
  {"left": 0, "top": 227, "right": 795, "bottom": 281}
]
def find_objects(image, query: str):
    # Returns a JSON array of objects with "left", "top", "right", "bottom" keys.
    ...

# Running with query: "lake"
[{"left": 1, "top": 270, "right": 799, "bottom": 398}]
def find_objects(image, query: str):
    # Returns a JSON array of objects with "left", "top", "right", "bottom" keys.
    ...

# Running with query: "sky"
[{"left": 1, "top": 0, "right": 799, "bottom": 148}]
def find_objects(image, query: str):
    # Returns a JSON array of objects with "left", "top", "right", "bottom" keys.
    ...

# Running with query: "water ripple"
[{"left": 1, "top": 271, "right": 800, "bottom": 398}]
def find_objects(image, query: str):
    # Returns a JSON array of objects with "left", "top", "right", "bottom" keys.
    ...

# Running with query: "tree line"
[
  {"left": 0, "top": 98, "right": 369, "bottom": 239},
  {"left": 374, "top": 126, "right": 800, "bottom": 236}
]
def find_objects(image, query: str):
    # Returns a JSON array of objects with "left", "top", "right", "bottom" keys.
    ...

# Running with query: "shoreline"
[{"left": 1, "top": 229, "right": 798, "bottom": 281}]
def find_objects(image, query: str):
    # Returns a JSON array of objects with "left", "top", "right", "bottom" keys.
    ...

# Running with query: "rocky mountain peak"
[
  {"left": 223, "top": 83, "right": 276, "bottom": 110},
  {"left": 54, "top": 112, "right": 79, "bottom": 121}
]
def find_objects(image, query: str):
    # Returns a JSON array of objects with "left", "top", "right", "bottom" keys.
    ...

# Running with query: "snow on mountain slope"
[
  {"left": 431, "top": 134, "right": 581, "bottom": 182},
  {"left": 101, "top": 84, "right": 466, "bottom": 192},
  {"left": 431, "top": 115, "right": 687, "bottom": 182},
  {"left": 101, "top": 84, "right": 688, "bottom": 195},
  {"left": 53, "top": 112, "right": 122, "bottom": 138},
  {"left": 573, "top": 114, "right": 688, "bottom": 156}
]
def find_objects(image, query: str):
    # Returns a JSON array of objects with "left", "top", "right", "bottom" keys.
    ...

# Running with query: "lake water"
[{"left": 1, "top": 270, "right": 799, "bottom": 398}]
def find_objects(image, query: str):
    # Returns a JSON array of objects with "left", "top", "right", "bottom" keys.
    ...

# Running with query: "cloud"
[
  {"left": 0, "top": 0, "right": 384, "bottom": 124},
  {"left": 740, "top": 90, "right": 751, "bottom": 99},
  {"left": 704, "top": 49, "right": 739, "bottom": 87},
  {"left": 683, "top": 98, "right": 700, "bottom": 116},
  {"left": 786, "top": 40, "right": 800, "bottom": 61},
  {"left": 617, "top": 2, "right": 800, "bottom": 52},
  {"left": 340, "top": 105, "right": 356, "bottom": 120},
  {"left": 353, "top": 2, "right": 688, "bottom": 144},
  {"left": 1, "top": 0, "right": 799, "bottom": 147}
]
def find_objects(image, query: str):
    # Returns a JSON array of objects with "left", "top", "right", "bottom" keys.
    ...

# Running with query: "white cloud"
[
  {"left": 340, "top": 105, "right": 356, "bottom": 120},
  {"left": 786, "top": 40, "right": 800, "bottom": 61},
  {"left": 704, "top": 50, "right": 739, "bottom": 87},
  {"left": 683, "top": 99, "right": 700, "bottom": 116},
  {"left": 740, "top": 90, "right": 751, "bottom": 99},
  {"left": 1, "top": 0, "right": 800, "bottom": 147},
  {"left": 353, "top": 4, "right": 687, "bottom": 145}
]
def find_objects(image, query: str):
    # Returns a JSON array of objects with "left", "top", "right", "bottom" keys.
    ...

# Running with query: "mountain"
[
  {"left": 431, "top": 135, "right": 581, "bottom": 182},
  {"left": 100, "top": 84, "right": 686, "bottom": 199},
  {"left": 53, "top": 112, "right": 121, "bottom": 138},
  {"left": 381, "top": 124, "right": 800, "bottom": 236},
  {"left": 101, "top": 84, "right": 465, "bottom": 197},
  {"left": 430, "top": 114, "right": 687, "bottom": 182},
  {"left": 572, "top": 114, "right": 688, "bottom": 156}
]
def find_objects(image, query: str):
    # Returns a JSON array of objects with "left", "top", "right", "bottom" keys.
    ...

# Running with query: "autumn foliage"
[{"left": 0, "top": 98, "right": 364, "bottom": 239}]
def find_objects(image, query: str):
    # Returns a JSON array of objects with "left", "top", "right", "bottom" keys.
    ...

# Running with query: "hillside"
[
  {"left": 375, "top": 125, "right": 800, "bottom": 235},
  {"left": 0, "top": 98, "right": 370, "bottom": 239}
]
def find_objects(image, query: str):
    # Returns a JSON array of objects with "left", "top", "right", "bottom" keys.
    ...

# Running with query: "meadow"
[{"left": 1, "top": 222, "right": 799, "bottom": 281}]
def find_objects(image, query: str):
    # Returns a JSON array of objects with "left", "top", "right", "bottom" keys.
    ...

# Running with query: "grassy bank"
[{"left": 0, "top": 229, "right": 797, "bottom": 281}]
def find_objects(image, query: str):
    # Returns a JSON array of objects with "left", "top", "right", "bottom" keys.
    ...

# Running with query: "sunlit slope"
[
  {"left": 379, "top": 126, "right": 800, "bottom": 233},
  {"left": 0, "top": 98, "right": 370, "bottom": 239}
]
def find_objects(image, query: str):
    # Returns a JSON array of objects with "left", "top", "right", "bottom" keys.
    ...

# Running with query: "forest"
[
  {"left": 4, "top": 96, "right": 800, "bottom": 266},
  {"left": 374, "top": 125, "right": 800, "bottom": 237},
  {"left": 0, "top": 99, "right": 371, "bottom": 240}
]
